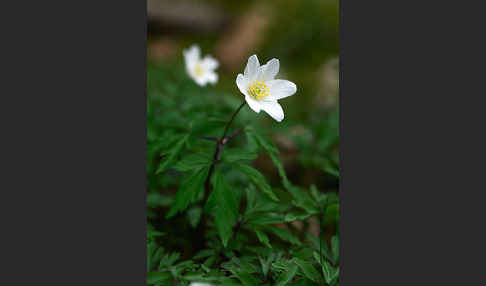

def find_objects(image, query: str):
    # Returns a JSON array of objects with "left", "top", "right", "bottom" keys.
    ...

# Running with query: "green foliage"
[{"left": 146, "top": 62, "right": 339, "bottom": 286}]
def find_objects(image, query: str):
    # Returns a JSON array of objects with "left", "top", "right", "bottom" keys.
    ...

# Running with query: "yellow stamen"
[
  {"left": 247, "top": 80, "right": 270, "bottom": 100},
  {"left": 194, "top": 64, "right": 204, "bottom": 77}
]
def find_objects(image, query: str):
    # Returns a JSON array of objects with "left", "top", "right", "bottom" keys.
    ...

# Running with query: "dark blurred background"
[{"left": 147, "top": 0, "right": 339, "bottom": 119}]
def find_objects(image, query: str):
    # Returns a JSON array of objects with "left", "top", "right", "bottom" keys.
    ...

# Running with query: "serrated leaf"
[
  {"left": 275, "top": 263, "right": 298, "bottom": 286},
  {"left": 259, "top": 253, "right": 274, "bottom": 278},
  {"left": 207, "top": 168, "right": 238, "bottom": 247},
  {"left": 173, "top": 153, "right": 211, "bottom": 171},
  {"left": 222, "top": 148, "right": 258, "bottom": 163},
  {"left": 233, "top": 271, "right": 259, "bottom": 286},
  {"left": 287, "top": 186, "right": 319, "bottom": 213},
  {"left": 268, "top": 226, "right": 300, "bottom": 245},
  {"left": 268, "top": 152, "right": 292, "bottom": 189},
  {"left": 255, "top": 229, "right": 272, "bottom": 249},
  {"left": 307, "top": 234, "right": 333, "bottom": 263},
  {"left": 284, "top": 212, "right": 311, "bottom": 222},
  {"left": 294, "top": 258, "right": 322, "bottom": 284},
  {"left": 167, "top": 167, "right": 209, "bottom": 218},
  {"left": 246, "top": 212, "right": 284, "bottom": 225},
  {"left": 156, "top": 134, "right": 188, "bottom": 174},
  {"left": 167, "top": 252, "right": 180, "bottom": 266},
  {"left": 245, "top": 185, "right": 257, "bottom": 213},
  {"left": 146, "top": 271, "right": 171, "bottom": 285},
  {"left": 232, "top": 163, "right": 278, "bottom": 201},
  {"left": 322, "top": 260, "right": 339, "bottom": 284}
]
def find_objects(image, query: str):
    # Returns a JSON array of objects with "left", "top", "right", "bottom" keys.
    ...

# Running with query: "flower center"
[
  {"left": 247, "top": 80, "right": 269, "bottom": 100},
  {"left": 194, "top": 64, "right": 204, "bottom": 77}
]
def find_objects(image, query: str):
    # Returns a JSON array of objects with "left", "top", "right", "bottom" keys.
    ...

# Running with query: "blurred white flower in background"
[
  {"left": 236, "top": 55, "right": 297, "bottom": 122},
  {"left": 188, "top": 282, "right": 213, "bottom": 286},
  {"left": 183, "top": 44, "right": 219, "bottom": 86}
]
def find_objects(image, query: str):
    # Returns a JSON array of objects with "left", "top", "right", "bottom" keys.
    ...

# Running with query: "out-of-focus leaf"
[
  {"left": 294, "top": 258, "right": 322, "bottom": 284},
  {"left": 275, "top": 262, "right": 298, "bottom": 286},
  {"left": 331, "top": 235, "right": 339, "bottom": 264},
  {"left": 187, "top": 206, "right": 202, "bottom": 228},
  {"left": 156, "top": 134, "right": 188, "bottom": 174},
  {"left": 284, "top": 212, "right": 311, "bottom": 222},
  {"left": 146, "top": 271, "right": 171, "bottom": 285},
  {"left": 147, "top": 193, "right": 173, "bottom": 208},
  {"left": 246, "top": 213, "right": 285, "bottom": 225},
  {"left": 233, "top": 271, "right": 259, "bottom": 286},
  {"left": 255, "top": 229, "right": 272, "bottom": 249},
  {"left": 268, "top": 226, "right": 300, "bottom": 245},
  {"left": 322, "top": 260, "right": 339, "bottom": 284}
]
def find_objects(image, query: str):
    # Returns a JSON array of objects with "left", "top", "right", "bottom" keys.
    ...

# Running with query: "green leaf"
[
  {"left": 284, "top": 212, "right": 311, "bottom": 222},
  {"left": 146, "top": 271, "right": 171, "bottom": 285},
  {"left": 187, "top": 206, "right": 202, "bottom": 228},
  {"left": 275, "top": 263, "right": 298, "bottom": 286},
  {"left": 245, "top": 127, "right": 279, "bottom": 154},
  {"left": 268, "top": 226, "right": 301, "bottom": 245},
  {"left": 293, "top": 258, "right": 322, "bottom": 284},
  {"left": 222, "top": 148, "right": 258, "bottom": 163},
  {"left": 233, "top": 271, "right": 259, "bottom": 286},
  {"left": 255, "top": 229, "right": 272, "bottom": 249},
  {"left": 232, "top": 163, "right": 278, "bottom": 202},
  {"left": 323, "top": 203, "right": 340, "bottom": 225},
  {"left": 246, "top": 213, "right": 285, "bottom": 225},
  {"left": 331, "top": 235, "right": 339, "bottom": 264},
  {"left": 166, "top": 167, "right": 209, "bottom": 218},
  {"left": 193, "top": 249, "right": 216, "bottom": 260},
  {"left": 206, "top": 168, "right": 239, "bottom": 247},
  {"left": 308, "top": 235, "right": 333, "bottom": 263},
  {"left": 259, "top": 253, "right": 274, "bottom": 278},
  {"left": 322, "top": 260, "right": 339, "bottom": 284},
  {"left": 156, "top": 134, "right": 188, "bottom": 174},
  {"left": 147, "top": 193, "right": 173, "bottom": 208},
  {"left": 268, "top": 152, "right": 292, "bottom": 189},
  {"left": 173, "top": 153, "right": 211, "bottom": 171},
  {"left": 324, "top": 164, "right": 339, "bottom": 177},
  {"left": 147, "top": 230, "right": 165, "bottom": 241},
  {"left": 287, "top": 186, "right": 319, "bottom": 214}
]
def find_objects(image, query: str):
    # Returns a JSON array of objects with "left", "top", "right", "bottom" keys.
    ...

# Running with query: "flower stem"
[
  {"left": 195, "top": 100, "right": 247, "bottom": 250},
  {"left": 205, "top": 100, "right": 246, "bottom": 191}
]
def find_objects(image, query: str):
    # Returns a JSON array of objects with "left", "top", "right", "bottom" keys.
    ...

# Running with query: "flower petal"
[
  {"left": 236, "top": 73, "right": 249, "bottom": 96},
  {"left": 183, "top": 45, "right": 200, "bottom": 66},
  {"left": 244, "top": 55, "right": 260, "bottom": 78},
  {"left": 205, "top": 71, "right": 218, "bottom": 84},
  {"left": 266, "top": 79, "right": 297, "bottom": 100},
  {"left": 260, "top": 101, "right": 284, "bottom": 122},
  {"left": 262, "top": 58, "right": 279, "bottom": 81},
  {"left": 245, "top": 95, "right": 261, "bottom": 113},
  {"left": 194, "top": 76, "right": 207, "bottom": 86},
  {"left": 202, "top": 55, "right": 219, "bottom": 70}
]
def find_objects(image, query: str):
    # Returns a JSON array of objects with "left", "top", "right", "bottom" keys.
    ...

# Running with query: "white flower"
[
  {"left": 183, "top": 44, "right": 219, "bottom": 86},
  {"left": 236, "top": 55, "right": 297, "bottom": 122},
  {"left": 188, "top": 282, "right": 213, "bottom": 286}
]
